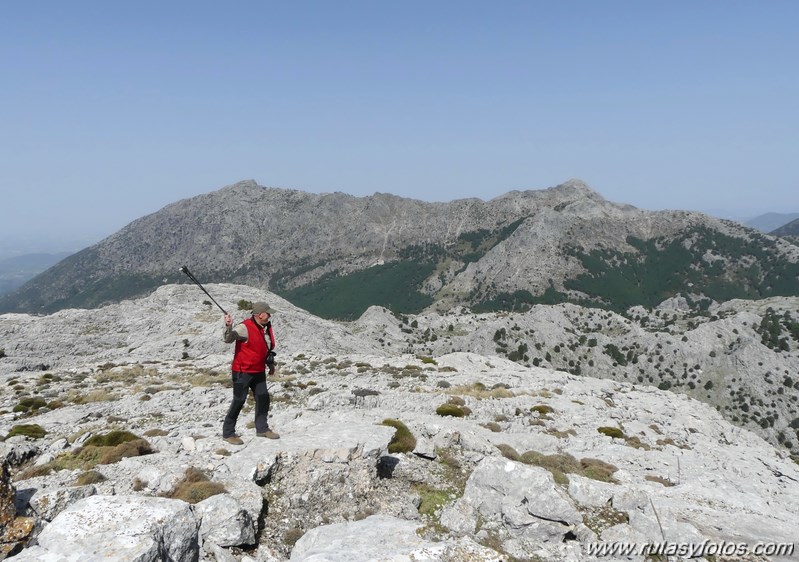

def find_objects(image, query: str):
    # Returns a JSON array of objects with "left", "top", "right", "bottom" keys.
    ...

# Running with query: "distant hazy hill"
[
  {"left": 0, "top": 252, "right": 73, "bottom": 296},
  {"left": 746, "top": 212, "right": 799, "bottom": 232},
  {"left": 771, "top": 217, "right": 799, "bottom": 237},
  {"left": 1, "top": 179, "right": 798, "bottom": 317}
]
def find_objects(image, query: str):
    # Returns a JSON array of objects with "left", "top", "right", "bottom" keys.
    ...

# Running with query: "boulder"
[
  {"left": 29, "top": 485, "right": 97, "bottom": 522},
  {"left": 196, "top": 493, "right": 256, "bottom": 547},
  {"left": 441, "top": 456, "right": 582, "bottom": 544},
  {"left": 12, "top": 495, "right": 199, "bottom": 562}
]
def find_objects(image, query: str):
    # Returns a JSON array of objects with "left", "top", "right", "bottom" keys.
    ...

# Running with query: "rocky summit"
[
  {"left": 2, "top": 179, "right": 798, "bottom": 320},
  {"left": 0, "top": 284, "right": 798, "bottom": 561}
]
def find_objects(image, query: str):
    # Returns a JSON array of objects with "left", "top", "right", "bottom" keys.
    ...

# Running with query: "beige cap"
[{"left": 251, "top": 302, "right": 274, "bottom": 315}]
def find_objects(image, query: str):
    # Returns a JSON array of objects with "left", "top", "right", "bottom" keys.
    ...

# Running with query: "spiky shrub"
[
  {"left": 84, "top": 430, "right": 140, "bottom": 447},
  {"left": 167, "top": 467, "right": 226, "bottom": 504},
  {"left": 74, "top": 470, "right": 106, "bottom": 486},
  {"left": 6, "top": 424, "right": 47, "bottom": 440},
  {"left": 496, "top": 443, "right": 520, "bottom": 461},
  {"left": 381, "top": 419, "right": 416, "bottom": 454},
  {"left": 436, "top": 403, "right": 466, "bottom": 417},
  {"left": 13, "top": 397, "right": 47, "bottom": 414},
  {"left": 520, "top": 451, "right": 580, "bottom": 485},
  {"left": 580, "top": 457, "right": 619, "bottom": 483},
  {"left": 597, "top": 426, "right": 625, "bottom": 439},
  {"left": 16, "top": 433, "right": 153, "bottom": 481},
  {"left": 531, "top": 404, "right": 554, "bottom": 416}
]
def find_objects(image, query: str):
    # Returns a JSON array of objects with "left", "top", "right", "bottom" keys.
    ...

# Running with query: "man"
[{"left": 222, "top": 301, "right": 279, "bottom": 445}]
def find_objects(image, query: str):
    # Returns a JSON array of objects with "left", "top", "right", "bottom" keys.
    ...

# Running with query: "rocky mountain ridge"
[
  {"left": 0, "top": 286, "right": 797, "bottom": 560},
  {"left": 771, "top": 217, "right": 799, "bottom": 241},
  {"left": 2, "top": 179, "right": 797, "bottom": 319}
]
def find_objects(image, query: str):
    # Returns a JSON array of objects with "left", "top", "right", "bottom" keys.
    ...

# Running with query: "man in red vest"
[{"left": 222, "top": 301, "right": 279, "bottom": 444}]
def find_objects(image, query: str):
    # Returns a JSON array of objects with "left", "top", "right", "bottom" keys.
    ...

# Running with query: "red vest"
[{"left": 231, "top": 317, "right": 274, "bottom": 373}]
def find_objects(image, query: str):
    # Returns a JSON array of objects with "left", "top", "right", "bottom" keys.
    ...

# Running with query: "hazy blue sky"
[{"left": 2, "top": 1, "right": 797, "bottom": 255}]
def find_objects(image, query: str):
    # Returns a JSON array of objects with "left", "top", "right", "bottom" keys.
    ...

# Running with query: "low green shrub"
[
  {"left": 13, "top": 397, "right": 48, "bottom": 414},
  {"left": 436, "top": 403, "right": 466, "bottom": 417},
  {"left": 531, "top": 404, "right": 554, "bottom": 416},
  {"left": 6, "top": 424, "right": 47, "bottom": 440},
  {"left": 580, "top": 457, "right": 619, "bottom": 483},
  {"left": 597, "top": 426, "right": 625, "bottom": 439},
  {"left": 520, "top": 451, "right": 580, "bottom": 485},
  {"left": 381, "top": 419, "right": 417, "bottom": 454},
  {"left": 84, "top": 430, "right": 140, "bottom": 447}
]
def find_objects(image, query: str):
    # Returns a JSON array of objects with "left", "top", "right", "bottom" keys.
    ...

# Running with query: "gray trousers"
[{"left": 222, "top": 371, "right": 270, "bottom": 437}]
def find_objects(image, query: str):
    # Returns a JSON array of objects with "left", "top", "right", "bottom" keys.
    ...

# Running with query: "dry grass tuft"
[
  {"left": 645, "top": 474, "right": 675, "bottom": 487},
  {"left": 16, "top": 434, "right": 154, "bottom": 481},
  {"left": 496, "top": 443, "right": 520, "bottom": 461},
  {"left": 74, "top": 470, "right": 106, "bottom": 486},
  {"left": 166, "top": 467, "right": 226, "bottom": 504},
  {"left": 446, "top": 383, "right": 514, "bottom": 400}
]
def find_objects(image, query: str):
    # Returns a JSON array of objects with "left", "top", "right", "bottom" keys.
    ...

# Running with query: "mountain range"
[
  {"left": 1, "top": 179, "right": 798, "bottom": 319},
  {"left": 746, "top": 212, "right": 799, "bottom": 233}
]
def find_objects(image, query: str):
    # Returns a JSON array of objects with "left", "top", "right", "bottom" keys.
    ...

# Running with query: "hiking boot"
[
  {"left": 256, "top": 430, "right": 280, "bottom": 439},
  {"left": 223, "top": 435, "right": 244, "bottom": 445}
]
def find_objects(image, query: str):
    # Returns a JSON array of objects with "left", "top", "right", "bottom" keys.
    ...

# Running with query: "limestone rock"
[
  {"left": 29, "top": 485, "right": 97, "bottom": 522},
  {"left": 13, "top": 495, "right": 200, "bottom": 562},
  {"left": 441, "top": 457, "right": 582, "bottom": 543},
  {"left": 289, "top": 514, "right": 504, "bottom": 561},
  {"left": 196, "top": 493, "right": 255, "bottom": 547}
]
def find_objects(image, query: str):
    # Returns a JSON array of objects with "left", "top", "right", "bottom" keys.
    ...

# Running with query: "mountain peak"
[{"left": 550, "top": 178, "right": 604, "bottom": 199}]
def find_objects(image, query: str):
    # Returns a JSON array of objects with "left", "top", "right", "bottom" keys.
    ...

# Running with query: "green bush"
[
  {"left": 531, "top": 404, "right": 554, "bottom": 416},
  {"left": 381, "top": 419, "right": 417, "bottom": 454},
  {"left": 84, "top": 430, "right": 140, "bottom": 447},
  {"left": 7, "top": 424, "right": 47, "bottom": 440},
  {"left": 580, "top": 457, "right": 619, "bottom": 483},
  {"left": 597, "top": 426, "right": 625, "bottom": 439},
  {"left": 436, "top": 403, "right": 466, "bottom": 417},
  {"left": 520, "top": 451, "right": 580, "bottom": 485},
  {"left": 237, "top": 299, "right": 254, "bottom": 310},
  {"left": 13, "top": 397, "right": 48, "bottom": 414}
]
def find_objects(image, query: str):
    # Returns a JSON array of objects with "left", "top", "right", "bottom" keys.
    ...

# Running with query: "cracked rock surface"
[{"left": 0, "top": 284, "right": 797, "bottom": 561}]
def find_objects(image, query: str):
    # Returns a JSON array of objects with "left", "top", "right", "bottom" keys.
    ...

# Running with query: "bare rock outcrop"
[{"left": 0, "top": 284, "right": 798, "bottom": 560}]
